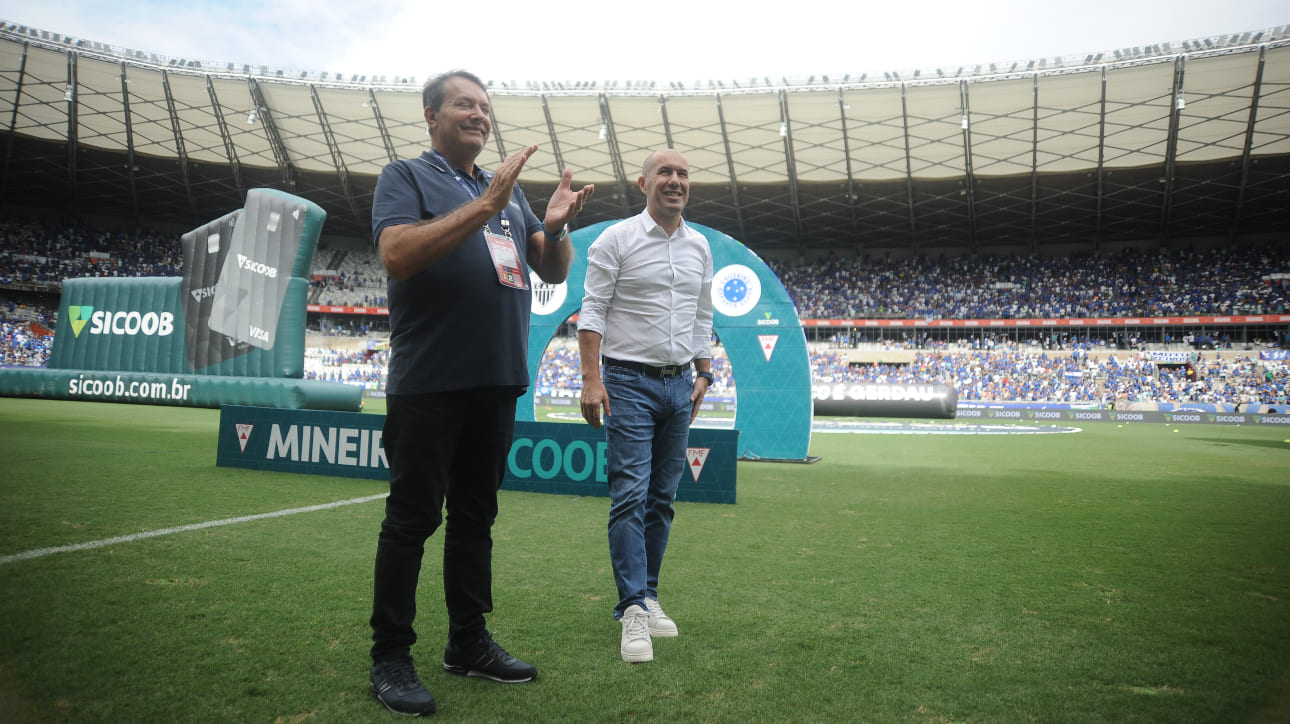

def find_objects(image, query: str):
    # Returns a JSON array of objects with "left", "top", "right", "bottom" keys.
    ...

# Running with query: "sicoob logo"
[
  {"left": 69, "top": 306, "right": 175, "bottom": 338},
  {"left": 236, "top": 254, "right": 278, "bottom": 279},
  {"left": 68, "top": 305, "right": 94, "bottom": 338}
]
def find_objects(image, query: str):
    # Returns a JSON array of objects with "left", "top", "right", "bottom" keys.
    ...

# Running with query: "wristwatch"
[
  {"left": 546, "top": 224, "right": 569, "bottom": 242},
  {"left": 696, "top": 370, "right": 714, "bottom": 384}
]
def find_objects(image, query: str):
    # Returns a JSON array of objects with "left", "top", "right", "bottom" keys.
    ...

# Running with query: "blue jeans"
[{"left": 603, "top": 365, "right": 693, "bottom": 619}]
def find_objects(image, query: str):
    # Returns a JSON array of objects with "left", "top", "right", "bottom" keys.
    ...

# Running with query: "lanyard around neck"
[{"left": 427, "top": 150, "right": 510, "bottom": 237}]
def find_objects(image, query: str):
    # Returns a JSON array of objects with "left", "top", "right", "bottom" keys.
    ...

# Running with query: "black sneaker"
[
  {"left": 370, "top": 657, "right": 437, "bottom": 716},
  {"left": 443, "top": 632, "right": 538, "bottom": 683}
]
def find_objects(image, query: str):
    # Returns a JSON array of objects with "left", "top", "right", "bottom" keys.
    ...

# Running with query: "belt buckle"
[{"left": 660, "top": 365, "right": 678, "bottom": 377}]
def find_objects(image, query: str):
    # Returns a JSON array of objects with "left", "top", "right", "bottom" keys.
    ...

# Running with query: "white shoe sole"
[{"left": 621, "top": 648, "right": 653, "bottom": 663}]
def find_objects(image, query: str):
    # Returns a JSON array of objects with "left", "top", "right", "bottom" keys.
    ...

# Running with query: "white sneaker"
[
  {"left": 644, "top": 598, "right": 678, "bottom": 638},
  {"left": 620, "top": 604, "right": 653, "bottom": 662}
]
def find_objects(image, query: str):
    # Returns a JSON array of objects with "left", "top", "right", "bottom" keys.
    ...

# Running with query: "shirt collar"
[
  {"left": 421, "top": 150, "right": 490, "bottom": 183},
  {"left": 637, "top": 208, "right": 687, "bottom": 237}
]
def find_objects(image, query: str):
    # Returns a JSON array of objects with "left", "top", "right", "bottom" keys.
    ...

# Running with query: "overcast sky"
[{"left": 2, "top": 0, "right": 1287, "bottom": 84}]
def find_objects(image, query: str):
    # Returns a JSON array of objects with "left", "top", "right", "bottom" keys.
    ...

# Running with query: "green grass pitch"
[{"left": 1, "top": 397, "right": 1288, "bottom": 723}]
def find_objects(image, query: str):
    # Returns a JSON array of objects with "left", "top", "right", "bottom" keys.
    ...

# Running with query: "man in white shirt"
[{"left": 577, "top": 148, "right": 715, "bottom": 663}]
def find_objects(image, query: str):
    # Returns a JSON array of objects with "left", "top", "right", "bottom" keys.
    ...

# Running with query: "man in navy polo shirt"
[{"left": 367, "top": 69, "right": 593, "bottom": 716}]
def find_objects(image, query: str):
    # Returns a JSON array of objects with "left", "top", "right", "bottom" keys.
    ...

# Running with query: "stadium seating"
[{"left": 2, "top": 213, "right": 1286, "bottom": 408}]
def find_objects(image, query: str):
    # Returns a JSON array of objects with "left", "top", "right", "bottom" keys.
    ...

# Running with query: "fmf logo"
[
  {"left": 235, "top": 424, "right": 254, "bottom": 453},
  {"left": 68, "top": 306, "right": 175, "bottom": 338},
  {"left": 687, "top": 448, "right": 711, "bottom": 482}
]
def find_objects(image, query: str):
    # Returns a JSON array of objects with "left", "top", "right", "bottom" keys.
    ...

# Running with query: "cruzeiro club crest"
[
  {"left": 530, "top": 272, "right": 567, "bottom": 316},
  {"left": 712, "top": 264, "right": 761, "bottom": 317},
  {"left": 68, "top": 305, "right": 94, "bottom": 338}
]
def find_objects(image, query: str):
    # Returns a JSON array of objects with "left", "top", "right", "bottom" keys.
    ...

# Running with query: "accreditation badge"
[{"left": 484, "top": 229, "right": 528, "bottom": 290}]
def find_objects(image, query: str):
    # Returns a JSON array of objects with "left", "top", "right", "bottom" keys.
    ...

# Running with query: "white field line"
[{"left": 0, "top": 493, "right": 387, "bottom": 566}]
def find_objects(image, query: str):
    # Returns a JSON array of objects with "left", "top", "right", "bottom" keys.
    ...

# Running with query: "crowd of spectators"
[
  {"left": 3, "top": 213, "right": 1288, "bottom": 406},
  {"left": 303, "top": 347, "right": 390, "bottom": 389},
  {"left": 1, "top": 299, "right": 55, "bottom": 367},
  {"left": 3, "top": 214, "right": 1286, "bottom": 321},
  {"left": 309, "top": 247, "right": 388, "bottom": 308},
  {"left": 809, "top": 347, "right": 1286, "bottom": 407},
  {"left": 310, "top": 239, "right": 1290, "bottom": 320},
  {"left": 0, "top": 217, "right": 181, "bottom": 286},
  {"left": 312, "top": 316, "right": 384, "bottom": 337},
  {"left": 769, "top": 243, "right": 1289, "bottom": 319},
  {"left": 455, "top": 336, "right": 1288, "bottom": 407},
  {"left": 310, "top": 279, "right": 388, "bottom": 309}
]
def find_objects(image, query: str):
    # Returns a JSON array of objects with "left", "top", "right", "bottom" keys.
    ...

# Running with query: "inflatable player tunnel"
[{"left": 0, "top": 188, "right": 361, "bottom": 411}]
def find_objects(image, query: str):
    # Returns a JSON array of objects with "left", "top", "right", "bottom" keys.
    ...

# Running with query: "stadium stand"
[
  {"left": 308, "top": 248, "right": 388, "bottom": 308},
  {"left": 0, "top": 217, "right": 182, "bottom": 288},
  {"left": 310, "top": 240, "right": 1288, "bottom": 322},
  {"left": 2, "top": 214, "right": 1287, "bottom": 408},
  {"left": 768, "top": 243, "right": 1289, "bottom": 320},
  {"left": 0, "top": 299, "right": 54, "bottom": 367}
]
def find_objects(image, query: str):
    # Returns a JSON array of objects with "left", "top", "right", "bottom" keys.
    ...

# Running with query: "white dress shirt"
[{"left": 578, "top": 210, "right": 714, "bottom": 366}]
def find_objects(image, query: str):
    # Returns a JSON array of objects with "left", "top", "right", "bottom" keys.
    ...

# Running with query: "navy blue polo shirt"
[{"left": 372, "top": 151, "right": 544, "bottom": 395}]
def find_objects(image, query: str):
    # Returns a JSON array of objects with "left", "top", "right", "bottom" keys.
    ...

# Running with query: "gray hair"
[{"left": 421, "top": 70, "right": 487, "bottom": 112}]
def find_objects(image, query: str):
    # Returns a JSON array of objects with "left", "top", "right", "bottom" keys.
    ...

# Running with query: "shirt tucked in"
[{"left": 578, "top": 210, "right": 714, "bottom": 366}]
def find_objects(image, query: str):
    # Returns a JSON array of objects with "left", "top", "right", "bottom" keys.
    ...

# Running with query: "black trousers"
[{"left": 370, "top": 387, "right": 517, "bottom": 661}]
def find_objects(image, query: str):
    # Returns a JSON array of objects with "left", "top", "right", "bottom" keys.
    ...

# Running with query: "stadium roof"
[{"left": 1, "top": 21, "right": 1288, "bottom": 256}]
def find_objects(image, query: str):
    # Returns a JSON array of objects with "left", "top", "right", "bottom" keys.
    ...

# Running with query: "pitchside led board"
[
  {"left": 523, "top": 221, "right": 813, "bottom": 462},
  {"left": 215, "top": 405, "right": 739, "bottom": 504}
]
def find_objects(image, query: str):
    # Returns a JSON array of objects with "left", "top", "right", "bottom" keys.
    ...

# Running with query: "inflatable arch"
[{"left": 521, "top": 220, "right": 813, "bottom": 462}]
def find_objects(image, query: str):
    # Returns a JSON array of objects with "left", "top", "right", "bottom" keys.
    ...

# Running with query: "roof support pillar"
[
  {"left": 959, "top": 79, "right": 978, "bottom": 252},
  {"left": 715, "top": 92, "right": 748, "bottom": 243},
  {"left": 1159, "top": 55, "right": 1187, "bottom": 244},
  {"left": 205, "top": 76, "right": 244, "bottom": 197},
  {"left": 598, "top": 93, "right": 633, "bottom": 219},
  {"left": 1231, "top": 45, "right": 1266, "bottom": 240},
  {"left": 900, "top": 83, "right": 919, "bottom": 252},
  {"left": 160, "top": 69, "right": 197, "bottom": 220},
  {"left": 310, "top": 84, "right": 361, "bottom": 228},
  {"left": 119, "top": 61, "right": 139, "bottom": 221},
  {"left": 246, "top": 76, "right": 296, "bottom": 190},
  {"left": 65, "top": 52, "right": 79, "bottom": 210},
  {"left": 0, "top": 41, "right": 29, "bottom": 202},
  {"left": 1095, "top": 65, "right": 1108, "bottom": 251},
  {"left": 779, "top": 89, "right": 806, "bottom": 257}
]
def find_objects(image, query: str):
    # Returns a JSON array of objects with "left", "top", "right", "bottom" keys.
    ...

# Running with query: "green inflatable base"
[{"left": 0, "top": 368, "right": 361, "bottom": 411}]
